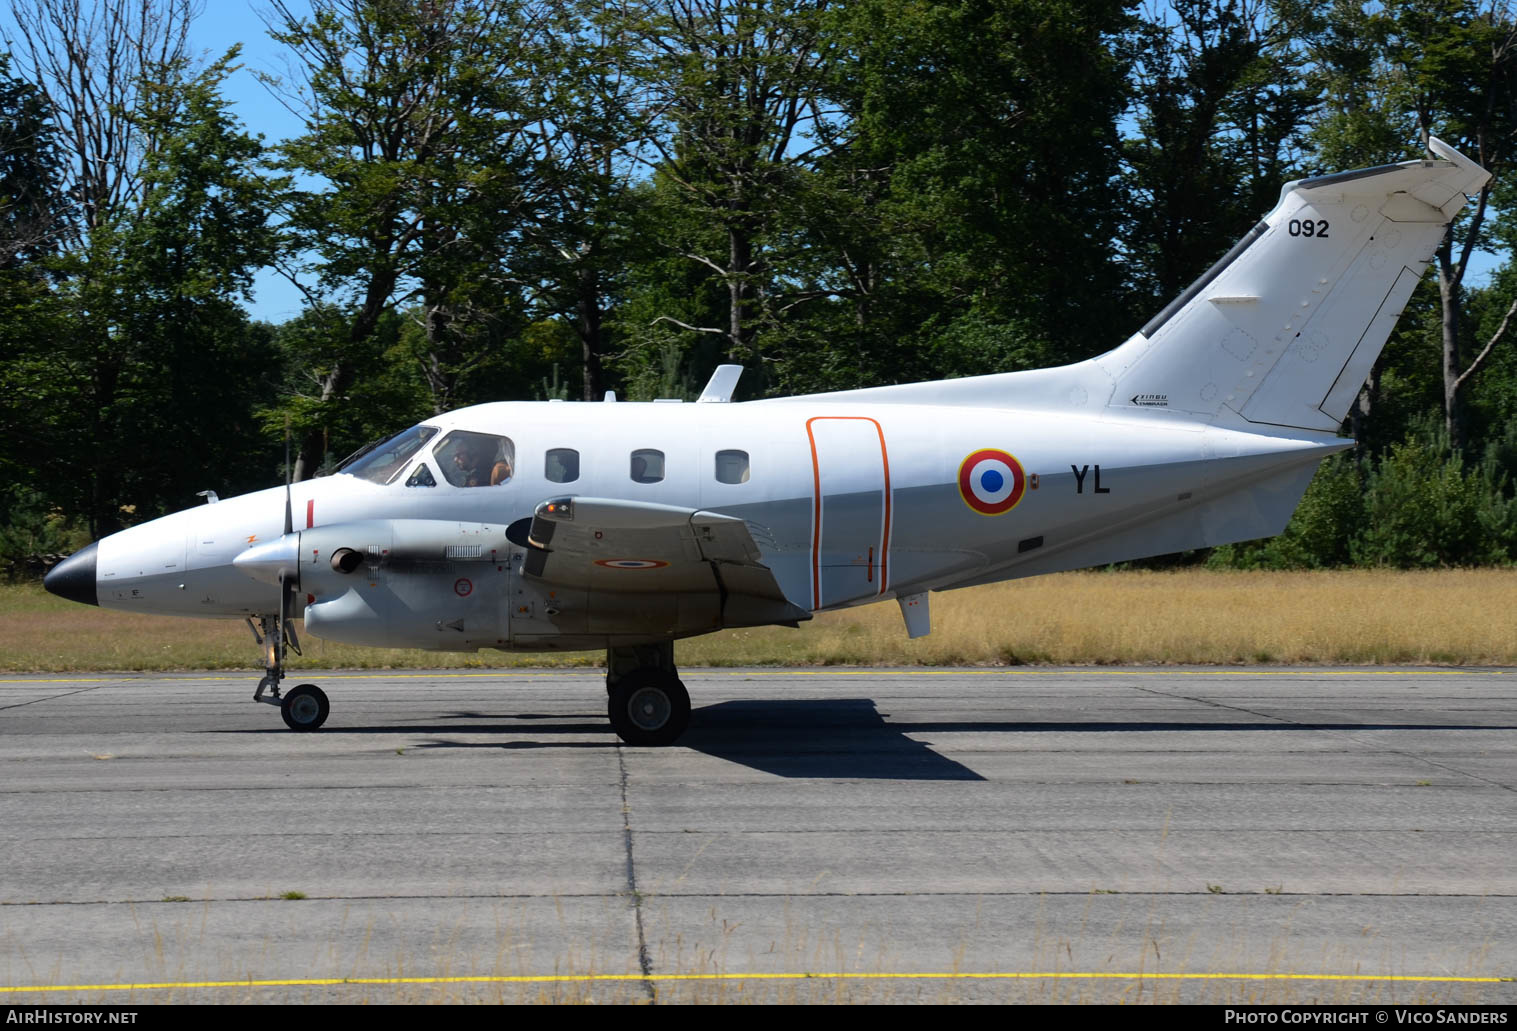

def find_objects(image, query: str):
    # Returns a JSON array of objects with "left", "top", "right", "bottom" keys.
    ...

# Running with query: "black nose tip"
[{"left": 44, "top": 542, "right": 98, "bottom": 607}]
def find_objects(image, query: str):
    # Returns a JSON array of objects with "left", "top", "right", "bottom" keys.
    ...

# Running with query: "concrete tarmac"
[{"left": 0, "top": 667, "right": 1512, "bottom": 1004}]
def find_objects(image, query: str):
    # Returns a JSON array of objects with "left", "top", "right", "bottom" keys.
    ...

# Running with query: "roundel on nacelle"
[{"left": 957, "top": 448, "right": 1026, "bottom": 516}]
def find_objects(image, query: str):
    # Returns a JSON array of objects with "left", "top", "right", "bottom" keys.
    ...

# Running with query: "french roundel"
[
  {"left": 593, "top": 558, "right": 669, "bottom": 569},
  {"left": 958, "top": 449, "right": 1026, "bottom": 516}
]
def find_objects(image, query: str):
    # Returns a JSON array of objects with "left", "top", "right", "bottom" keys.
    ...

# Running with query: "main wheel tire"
[
  {"left": 607, "top": 670, "right": 690, "bottom": 746},
  {"left": 281, "top": 683, "right": 329, "bottom": 731}
]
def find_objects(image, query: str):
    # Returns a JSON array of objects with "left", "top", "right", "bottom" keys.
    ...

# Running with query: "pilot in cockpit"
[{"left": 438, "top": 432, "right": 514, "bottom": 487}]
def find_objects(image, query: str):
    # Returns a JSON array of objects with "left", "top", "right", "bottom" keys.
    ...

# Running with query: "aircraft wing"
[{"left": 507, "top": 496, "right": 810, "bottom": 627}]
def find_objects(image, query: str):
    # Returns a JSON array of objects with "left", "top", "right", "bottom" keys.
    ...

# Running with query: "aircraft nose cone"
[{"left": 44, "top": 541, "right": 98, "bottom": 607}]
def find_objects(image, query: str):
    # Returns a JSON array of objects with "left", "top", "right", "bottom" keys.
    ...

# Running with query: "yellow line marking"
[
  {"left": 0, "top": 971, "right": 1510, "bottom": 993},
  {"left": 0, "top": 669, "right": 1508, "bottom": 685},
  {"left": 724, "top": 670, "right": 1508, "bottom": 677},
  {"left": 0, "top": 674, "right": 573, "bottom": 683}
]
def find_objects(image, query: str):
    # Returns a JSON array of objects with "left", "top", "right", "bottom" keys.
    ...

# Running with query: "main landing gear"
[
  {"left": 249, "top": 614, "right": 330, "bottom": 732},
  {"left": 605, "top": 642, "right": 690, "bottom": 747}
]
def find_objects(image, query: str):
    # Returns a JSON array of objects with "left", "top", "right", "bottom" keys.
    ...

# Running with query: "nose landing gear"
[{"left": 249, "top": 614, "right": 329, "bottom": 731}]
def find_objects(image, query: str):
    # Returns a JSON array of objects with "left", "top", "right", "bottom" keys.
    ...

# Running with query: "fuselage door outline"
[{"left": 805, "top": 415, "right": 893, "bottom": 611}]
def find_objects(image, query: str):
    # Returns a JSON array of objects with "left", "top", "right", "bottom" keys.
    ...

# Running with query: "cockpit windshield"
[{"left": 340, "top": 424, "right": 440, "bottom": 485}]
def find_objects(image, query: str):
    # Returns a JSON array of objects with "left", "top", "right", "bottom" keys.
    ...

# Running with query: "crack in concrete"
[{"left": 618, "top": 746, "right": 656, "bottom": 1004}]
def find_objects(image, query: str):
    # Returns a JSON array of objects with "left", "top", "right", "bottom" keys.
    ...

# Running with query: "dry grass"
[{"left": 3, "top": 568, "right": 1517, "bottom": 671}]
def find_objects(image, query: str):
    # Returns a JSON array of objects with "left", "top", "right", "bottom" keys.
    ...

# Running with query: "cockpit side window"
[
  {"left": 435, "top": 431, "right": 515, "bottom": 487},
  {"left": 405, "top": 462, "right": 437, "bottom": 487},
  {"left": 342, "top": 424, "right": 439, "bottom": 485}
]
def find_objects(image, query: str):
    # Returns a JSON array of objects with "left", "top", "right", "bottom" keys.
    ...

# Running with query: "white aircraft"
[{"left": 44, "top": 139, "right": 1490, "bottom": 744}]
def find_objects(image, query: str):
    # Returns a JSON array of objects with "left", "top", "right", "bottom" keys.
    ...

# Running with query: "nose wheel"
[{"left": 280, "top": 684, "right": 330, "bottom": 731}]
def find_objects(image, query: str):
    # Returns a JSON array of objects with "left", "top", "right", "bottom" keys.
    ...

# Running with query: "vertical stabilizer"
[{"left": 1097, "top": 138, "right": 1490, "bottom": 430}]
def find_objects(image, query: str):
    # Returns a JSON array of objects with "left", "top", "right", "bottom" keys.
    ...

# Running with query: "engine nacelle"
[{"left": 297, "top": 519, "right": 513, "bottom": 651}]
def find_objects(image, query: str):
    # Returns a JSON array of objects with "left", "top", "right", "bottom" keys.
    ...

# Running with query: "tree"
[
  {"left": 4, "top": 0, "right": 197, "bottom": 250},
  {"left": 824, "top": 0, "right": 1138, "bottom": 380},
  {"left": 0, "top": 51, "right": 70, "bottom": 535},
  {"left": 0, "top": 38, "right": 280, "bottom": 536},
  {"left": 1289, "top": 0, "right": 1517, "bottom": 450},
  {"left": 265, "top": 0, "right": 548, "bottom": 473},
  {"left": 1388, "top": 0, "right": 1517, "bottom": 450},
  {"left": 1125, "top": 0, "right": 1315, "bottom": 313},
  {"left": 0, "top": 52, "right": 69, "bottom": 266},
  {"left": 513, "top": 0, "right": 648, "bottom": 401},
  {"left": 614, "top": 0, "right": 842, "bottom": 390},
  {"left": 91, "top": 54, "right": 282, "bottom": 512}
]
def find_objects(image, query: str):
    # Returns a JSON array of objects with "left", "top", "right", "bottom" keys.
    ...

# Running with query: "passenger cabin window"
[
  {"left": 715, "top": 449, "right": 750, "bottom": 484},
  {"left": 341, "top": 424, "right": 439, "bottom": 485},
  {"left": 545, "top": 448, "right": 579, "bottom": 483},
  {"left": 435, "top": 431, "right": 515, "bottom": 488},
  {"left": 630, "top": 449, "right": 665, "bottom": 484},
  {"left": 405, "top": 463, "right": 437, "bottom": 487}
]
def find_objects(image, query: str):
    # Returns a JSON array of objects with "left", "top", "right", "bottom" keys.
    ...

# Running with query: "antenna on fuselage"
[{"left": 697, "top": 365, "right": 744, "bottom": 403}]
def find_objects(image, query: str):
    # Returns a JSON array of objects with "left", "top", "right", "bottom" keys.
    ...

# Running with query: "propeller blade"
[{"left": 283, "top": 416, "right": 294, "bottom": 537}]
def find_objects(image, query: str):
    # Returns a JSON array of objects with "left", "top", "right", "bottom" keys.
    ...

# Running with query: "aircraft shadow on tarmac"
[
  {"left": 396, "top": 698, "right": 985, "bottom": 780},
  {"left": 254, "top": 699, "right": 1511, "bottom": 781},
  {"left": 680, "top": 699, "right": 986, "bottom": 780}
]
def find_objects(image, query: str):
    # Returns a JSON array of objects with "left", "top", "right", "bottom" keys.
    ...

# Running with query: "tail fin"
[
  {"left": 1099, "top": 137, "right": 1490, "bottom": 431},
  {"left": 780, "top": 138, "right": 1489, "bottom": 422}
]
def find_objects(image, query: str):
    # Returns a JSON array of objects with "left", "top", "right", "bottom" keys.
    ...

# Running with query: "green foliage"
[
  {"left": 1353, "top": 438, "right": 1515, "bottom": 567},
  {"left": 605, "top": 0, "right": 843, "bottom": 395},
  {"left": 1283, "top": 0, "right": 1517, "bottom": 448},
  {"left": 513, "top": 0, "right": 672, "bottom": 401},
  {"left": 0, "top": 485, "right": 88, "bottom": 580},
  {"left": 832, "top": 0, "right": 1138, "bottom": 369},
  {"left": 1212, "top": 433, "right": 1517, "bottom": 570},
  {"left": 0, "top": 52, "right": 280, "bottom": 537},
  {"left": 0, "top": 52, "right": 68, "bottom": 266},
  {"left": 267, "top": 0, "right": 546, "bottom": 421},
  {"left": 1125, "top": 0, "right": 1315, "bottom": 308}
]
